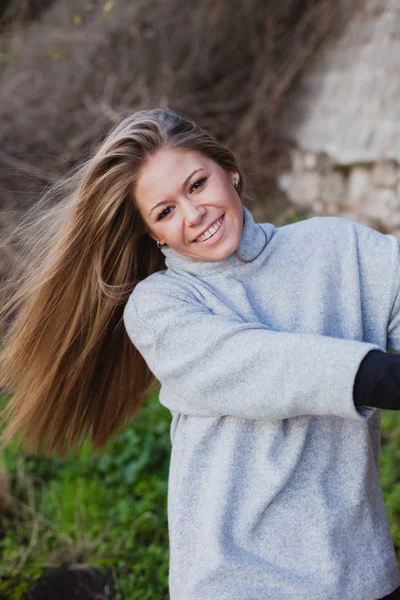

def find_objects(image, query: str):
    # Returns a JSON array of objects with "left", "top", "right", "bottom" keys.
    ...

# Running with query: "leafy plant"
[{"left": 0, "top": 390, "right": 171, "bottom": 599}]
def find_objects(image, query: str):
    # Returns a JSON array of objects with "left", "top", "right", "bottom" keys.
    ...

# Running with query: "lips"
[{"left": 193, "top": 215, "right": 224, "bottom": 242}]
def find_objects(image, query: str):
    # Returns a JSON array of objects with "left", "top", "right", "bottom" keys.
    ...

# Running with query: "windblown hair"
[{"left": 0, "top": 107, "right": 243, "bottom": 454}]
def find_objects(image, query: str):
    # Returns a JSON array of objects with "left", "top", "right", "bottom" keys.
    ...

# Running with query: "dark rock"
[{"left": 23, "top": 568, "right": 108, "bottom": 600}]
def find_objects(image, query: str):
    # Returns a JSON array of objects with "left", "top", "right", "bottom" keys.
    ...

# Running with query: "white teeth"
[{"left": 196, "top": 217, "right": 223, "bottom": 242}]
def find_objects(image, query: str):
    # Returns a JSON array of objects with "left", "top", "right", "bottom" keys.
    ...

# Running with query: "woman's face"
[{"left": 134, "top": 148, "right": 243, "bottom": 262}]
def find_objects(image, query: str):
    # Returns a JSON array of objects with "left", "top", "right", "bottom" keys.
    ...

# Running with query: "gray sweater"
[{"left": 123, "top": 206, "right": 400, "bottom": 600}]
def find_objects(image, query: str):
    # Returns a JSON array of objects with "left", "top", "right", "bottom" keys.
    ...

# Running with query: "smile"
[{"left": 194, "top": 216, "right": 224, "bottom": 242}]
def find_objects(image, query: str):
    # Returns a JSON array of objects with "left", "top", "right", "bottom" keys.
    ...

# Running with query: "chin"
[{"left": 206, "top": 243, "right": 239, "bottom": 262}]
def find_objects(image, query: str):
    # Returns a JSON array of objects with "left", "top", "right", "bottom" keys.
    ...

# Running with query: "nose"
[{"left": 181, "top": 197, "right": 206, "bottom": 226}]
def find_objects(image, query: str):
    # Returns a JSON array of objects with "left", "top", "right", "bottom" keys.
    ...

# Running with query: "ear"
[
  {"left": 147, "top": 229, "right": 164, "bottom": 245},
  {"left": 230, "top": 170, "right": 240, "bottom": 186}
]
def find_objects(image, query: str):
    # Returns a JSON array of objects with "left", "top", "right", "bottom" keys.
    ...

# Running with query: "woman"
[{"left": 1, "top": 107, "right": 400, "bottom": 599}]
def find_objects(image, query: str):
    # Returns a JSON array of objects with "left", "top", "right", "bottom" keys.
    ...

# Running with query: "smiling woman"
[
  {"left": 134, "top": 148, "right": 244, "bottom": 262},
  {"left": 1, "top": 107, "right": 400, "bottom": 600}
]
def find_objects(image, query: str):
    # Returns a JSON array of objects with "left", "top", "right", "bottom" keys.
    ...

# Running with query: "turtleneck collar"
[{"left": 161, "top": 205, "right": 269, "bottom": 277}]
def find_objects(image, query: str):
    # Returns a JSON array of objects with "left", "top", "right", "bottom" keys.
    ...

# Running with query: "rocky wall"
[{"left": 278, "top": 149, "right": 400, "bottom": 240}]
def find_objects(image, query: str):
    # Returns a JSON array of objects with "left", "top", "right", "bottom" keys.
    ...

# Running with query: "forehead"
[{"left": 135, "top": 148, "right": 214, "bottom": 203}]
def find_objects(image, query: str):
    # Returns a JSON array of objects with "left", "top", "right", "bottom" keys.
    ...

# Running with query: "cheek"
[
  {"left": 157, "top": 221, "right": 184, "bottom": 245},
  {"left": 143, "top": 219, "right": 157, "bottom": 240},
  {"left": 209, "top": 182, "right": 234, "bottom": 209},
  {"left": 225, "top": 191, "right": 242, "bottom": 215}
]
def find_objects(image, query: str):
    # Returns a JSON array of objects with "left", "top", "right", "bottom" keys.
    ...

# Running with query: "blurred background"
[{"left": 1, "top": 0, "right": 400, "bottom": 598}]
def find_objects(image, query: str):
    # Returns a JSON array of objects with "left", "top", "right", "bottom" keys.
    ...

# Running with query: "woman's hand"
[{"left": 354, "top": 350, "right": 400, "bottom": 410}]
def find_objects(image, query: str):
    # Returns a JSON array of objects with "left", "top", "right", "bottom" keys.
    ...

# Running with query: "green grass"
[
  {"left": 380, "top": 411, "right": 400, "bottom": 554},
  {"left": 0, "top": 391, "right": 171, "bottom": 599}
]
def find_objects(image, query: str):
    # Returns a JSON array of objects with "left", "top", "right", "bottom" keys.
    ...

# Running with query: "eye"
[
  {"left": 189, "top": 177, "right": 207, "bottom": 194},
  {"left": 156, "top": 206, "right": 174, "bottom": 221}
]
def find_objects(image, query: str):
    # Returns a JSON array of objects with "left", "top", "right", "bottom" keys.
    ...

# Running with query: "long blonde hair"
[{"left": 0, "top": 107, "right": 243, "bottom": 454}]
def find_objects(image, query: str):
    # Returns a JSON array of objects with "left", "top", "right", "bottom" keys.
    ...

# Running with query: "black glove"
[{"left": 353, "top": 349, "right": 400, "bottom": 410}]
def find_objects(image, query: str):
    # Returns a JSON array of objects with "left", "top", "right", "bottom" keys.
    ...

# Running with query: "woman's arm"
[
  {"left": 123, "top": 276, "right": 381, "bottom": 421},
  {"left": 352, "top": 234, "right": 400, "bottom": 410},
  {"left": 387, "top": 267, "right": 400, "bottom": 353}
]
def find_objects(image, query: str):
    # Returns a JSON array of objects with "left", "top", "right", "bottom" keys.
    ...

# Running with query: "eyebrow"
[{"left": 148, "top": 168, "right": 205, "bottom": 216}]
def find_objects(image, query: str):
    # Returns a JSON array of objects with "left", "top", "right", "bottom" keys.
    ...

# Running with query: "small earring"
[
  {"left": 233, "top": 179, "right": 239, "bottom": 188},
  {"left": 156, "top": 240, "right": 163, "bottom": 249}
]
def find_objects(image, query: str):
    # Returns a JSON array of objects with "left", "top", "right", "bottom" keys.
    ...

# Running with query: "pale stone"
[
  {"left": 321, "top": 171, "right": 346, "bottom": 206},
  {"left": 303, "top": 152, "right": 317, "bottom": 170},
  {"left": 395, "top": 180, "right": 400, "bottom": 206},
  {"left": 312, "top": 201, "right": 324, "bottom": 215},
  {"left": 290, "top": 149, "right": 317, "bottom": 172},
  {"left": 336, "top": 211, "right": 375, "bottom": 228},
  {"left": 316, "top": 152, "right": 335, "bottom": 174},
  {"left": 285, "top": 171, "right": 322, "bottom": 210},
  {"left": 363, "top": 187, "right": 400, "bottom": 229},
  {"left": 347, "top": 167, "right": 371, "bottom": 206},
  {"left": 325, "top": 203, "right": 339, "bottom": 216},
  {"left": 336, "top": 210, "right": 360, "bottom": 223},
  {"left": 291, "top": 149, "right": 305, "bottom": 173},
  {"left": 391, "top": 228, "right": 400, "bottom": 242},
  {"left": 278, "top": 173, "right": 292, "bottom": 193},
  {"left": 372, "top": 160, "right": 399, "bottom": 188},
  {"left": 290, "top": 148, "right": 333, "bottom": 173}
]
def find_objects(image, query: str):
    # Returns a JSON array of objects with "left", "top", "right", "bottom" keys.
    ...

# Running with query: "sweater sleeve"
[
  {"left": 123, "top": 275, "right": 381, "bottom": 422},
  {"left": 348, "top": 221, "right": 400, "bottom": 354},
  {"left": 387, "top": 242, "right": 400, "bottom": 353}
]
